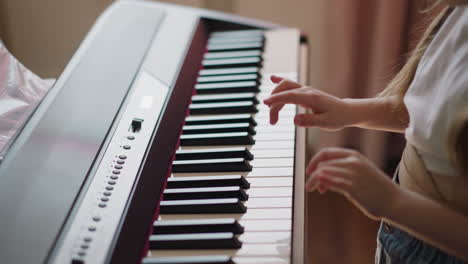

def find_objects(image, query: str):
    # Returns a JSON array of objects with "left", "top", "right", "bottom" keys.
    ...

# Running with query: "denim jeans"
[
  {"left": 375, "top": 166, "right": 466, "bottom": 264},
  {"left": 375, "top": 222, "right": 465, "bottom": 264}
]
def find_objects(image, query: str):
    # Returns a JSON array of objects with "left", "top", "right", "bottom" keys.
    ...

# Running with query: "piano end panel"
[
  {"left": 292, "top": 41, "right": 309, "bottom": 264},
  {"left": 109, "top": 21, "right": 209, "bottom": 264}
]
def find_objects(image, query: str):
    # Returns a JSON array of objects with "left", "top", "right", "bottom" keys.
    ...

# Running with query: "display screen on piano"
[{"left": 0, "top": 1, "right": 308, "bottom": 263}]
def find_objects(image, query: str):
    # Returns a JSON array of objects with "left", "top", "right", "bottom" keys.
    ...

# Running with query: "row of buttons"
[{"left": 75, "top": 136, "right": 134, "bottom": 259}]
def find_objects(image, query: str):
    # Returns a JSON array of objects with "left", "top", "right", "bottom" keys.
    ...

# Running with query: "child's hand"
[
  {"left": 305, "top": 147, "right": 398, "bottom": 220},
  {"left": 263, "top": 75, "right": 353, "bottom": 130}
]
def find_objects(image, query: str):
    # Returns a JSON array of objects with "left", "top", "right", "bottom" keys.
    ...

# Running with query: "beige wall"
[
  {"left": 0, "top": 0, "right": 203, "bottom": 77},
  {"left": 0, "top": 0, "right": 324, "bottom": 89},
  {"left": 0, "top": 0, "right": 113, "bottom": 77},
  {"left": 0, "top": 0, "right": 204, "bottom": 77}
]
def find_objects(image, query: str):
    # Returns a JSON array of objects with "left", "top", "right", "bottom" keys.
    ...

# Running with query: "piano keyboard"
[{"left": 144, "top": 29, "right": 306, "bottom": 264}]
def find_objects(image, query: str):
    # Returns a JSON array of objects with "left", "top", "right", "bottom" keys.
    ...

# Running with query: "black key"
[
  {"left": 204, "top": 50, "right": 262, "bottom": 60},
  {"left": 159, "top": 198, "right": 247, "bottom": 214},
  {"left": 153, "top": 218, "right": 244, "bottom": 235},
  {"left": 180, "top": 132, "right": 255, "bottom": 146},
  {"left": 197, "top": 74, "right": 259, "bottom": 84},
  {"left": 183, "top": 123, "right": 256, "bottom": 135},
  {"left": 211, "top": 29, "right": 264, "bottom": 38},
  {"left": 199, "top": 66, "right": 259, "bottom": 76},
  {"left": 142, "top": 256, "right": 234, "bottom": 264},
  {"left": 176, "top": 147, "right": 253, "bottom": 161},
  {"left": 172, "top": 158, "right": 252, "bottom": 173},
  {"left": 185, "top": 114, "right": 256, "bottom": 126},
  {"left": 207, "top": 42, "right": 263, "bottom": 52},
  {"left": 202, "top": 57, "right": 262, "bottom": 68},
  {"left": 195, "top": 81, "right": 258, "bottom": 94},
  {"left": 149, "top": 232, "right": 241, "bottom": 249},
  {"left": 190, "top": 101, "right": 257, "bottom": 115},
  {"left": 208, "top": 36, "right": 264, "bottom": 45},
  {"left": 163, "top": 186, "right": 248, "bottom": 201},
  {"left": 166, "top": 175, "right": 250, "bottom": 189},
  {"left": 192, "top": 93, "right": 259, "bottom": 104}
]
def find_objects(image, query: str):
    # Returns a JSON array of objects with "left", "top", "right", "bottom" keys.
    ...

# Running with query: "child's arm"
[
  {"left": 263, "top": 76, "right": 409, "bottom": 133},
  {"left": 306, "top": 148, "right": 468, "bottom": 261},
  {"left": 344, "top": 96, "right": 409, "bottom": 132}
]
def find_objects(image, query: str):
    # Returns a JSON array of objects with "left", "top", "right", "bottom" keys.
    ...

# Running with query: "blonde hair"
[
  {"left": 379, "top": 0, "right": 468, "bottom": 177},
  {"left": 378, "top": 5, "right": 453, "bottom": 98}
]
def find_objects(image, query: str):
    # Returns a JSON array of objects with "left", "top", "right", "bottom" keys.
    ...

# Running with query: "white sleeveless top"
[{"left": 404, "top": 6, "right": 468, "bottom": 177}]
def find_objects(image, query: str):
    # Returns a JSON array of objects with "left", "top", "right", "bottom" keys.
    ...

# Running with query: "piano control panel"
[{"left": 53, "top": 72, "right": 169, "bottom": 264}]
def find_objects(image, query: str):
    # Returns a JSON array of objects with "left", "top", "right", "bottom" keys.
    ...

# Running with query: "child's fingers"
[
  {"left": 306, "top": 148, "right": 354, "bottom": 175},
  {"left": 318, "top": 184, "right": 328, "bottom": 194},
  {"left": 316, "top": 165, "right": 352, "bottom": 181},
  {"left": 316, "top": 174, "right": 352, "bottom": 194},
  {"left": 305, "top": 169, "right": 321, "bottom": 191},
  {"left": 294, "top": 113, "right": 326, "bottom": 127},
  {"left": 265, "top": 78, "right": 302, "bottom": 99},
  {"left": 269, "top": 103, "right": 284, "bottom": 124},
  {"left": 263, "top": 89, "right": 311, "bottom": 106},
  {"left": 306, "top": 173, "right": 333, "bottom": 194},
  {"left": 270, "top": 75, "right": 285, "bottom": 84},
  {"left": 306, "top": 164, "right": 351, "bottom": 191}
]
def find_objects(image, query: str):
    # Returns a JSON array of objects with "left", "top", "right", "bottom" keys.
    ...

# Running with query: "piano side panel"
[{"left": 297, "top": 40, "right": 310, "bottom": 264}]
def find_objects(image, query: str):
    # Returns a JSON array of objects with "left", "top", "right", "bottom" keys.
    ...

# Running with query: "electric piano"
[{"left": 0, "top": 1, "right": 308, "bottom": 263}]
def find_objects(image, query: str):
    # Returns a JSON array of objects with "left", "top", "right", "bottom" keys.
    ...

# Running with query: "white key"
[
  {"left": 254, "top": 133, "right": 295, "bottom": 141},
  {"left": 254, "top": 118, "right": 295, "bottom": 126},
  {"left": 159, "top": 208, "right": 292, "bottom": 221},
  {"left": 233, "top": 256, "right": 290, "bottom": 264},
  {"left": 255, "top": 111, "right": 295, "bottom": 118},
  {"left": 256, "top": 122, "right": 294, "bottom": 128},
  {"left": 255, "top": 126, "right": 295, "bottom": 133},
  {"left": 247, "top": 187, "right": 292, "bottom": 197},
  {"left": 239, "top": 231, "right": 291, "bottom": 244},
  {"left": 247, "top": 167, "right": 293, "bottom": 177},
  {"left": 192, "top": 92, "right": 256, "bottom": 101},
  {"left": 150, "top": 244, "right": 290, "bottom": 257},
  {"left": 251, "top": 140, "right": 294, "bottom": 150},
  {"left": 171, "top": 167, "right": 294, "bottom": 177},
  {"left": 257, "top": 104, "right": 295, "bottom": 112},
  {"left": 250, "top": 158, "right": 294, "bottom": 167},
  {"left": 251, "top": 149, "right": 294, "bottom": 158},
  {"left": 177, "top": 141, "right": 295, "bottom": 151},
  {"left": 240, "top": 219, "right": 291, "bottom": 231},
  {"left": 257, "top": 92, "right": 279, "bottom": 99},
  {"left": 247, "top": 177, "right": 293, "bottom": 187},
  {"left": 172, "top": 165, "right": 294, "bottom": 178},
  {"left": 239, "top": 232, "right": 290, "bottom": 244},
  {"left": 245, "top": 197, "right": 292, "bottom": 208},
  {"left": 256, "top": 109, "right": 296, "bottom": 116}
]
